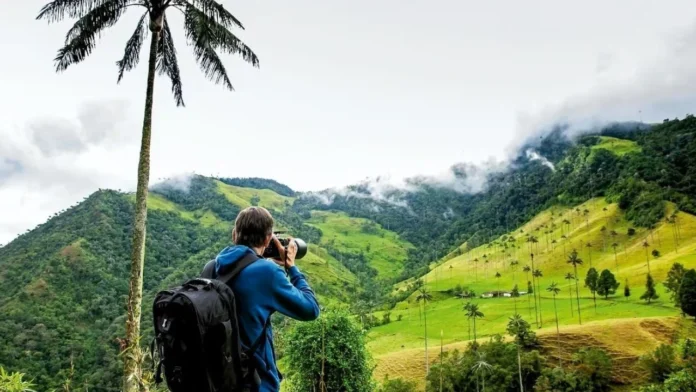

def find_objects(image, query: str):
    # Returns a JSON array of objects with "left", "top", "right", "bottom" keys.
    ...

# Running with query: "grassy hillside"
[
  {"left": 373, "top": 316, "right": 696, "bottom": 390},
  {"left": 591, "top": 136, "right": 641, "bottom": 156},
  {"left": 129, "top": 192, "right": 225, "bottom": 227},
  {"left": 216, "top": 180, "right": 294, "bottom": 211},
  {"left": 368, "top": 199, "right": 696, "bottom": 373},
  {"left": 307, "top": 211, "right": 413, "bottom": 280}
]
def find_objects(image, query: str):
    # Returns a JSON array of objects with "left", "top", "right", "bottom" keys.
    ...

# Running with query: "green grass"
[
  {"left": 215, "top": 181, "right": 295, "bottom": 211},
  {"left": 307, "top": 211, "right": 413, "bottom": 280},
  {"left": 128, "top": 193, "right": 224, "bottom": 227},
  {"left": 371, "top": 199, "right": 696, "bottom": 355},
  {"left": 591, "top": 136, "right": 641, "bottom": 156}
]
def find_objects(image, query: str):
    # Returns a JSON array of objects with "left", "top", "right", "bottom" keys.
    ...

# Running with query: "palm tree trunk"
[
  {"left": 424, "top": 302, "right": 429, "bottom": 374},
  {"left": 554, "top": 295, "right": 561, "bottom": 368},
  {"left": 473, "top": 317, "right": 477, "bottom": 343},
  {"left": 574, "top": 266, "right": 582, "bottom": 325},
  {"left": 123, "top": 29, "right": 159, "bottom": 392},
  {"left": 517, "top": 343, "right": 524, "bottom": 392},
  {"left": 537, "top": 278, "right": 543, "bottom": 328},
  {"left": 567, "top": 282, "right": 574, "bottom": 317}
]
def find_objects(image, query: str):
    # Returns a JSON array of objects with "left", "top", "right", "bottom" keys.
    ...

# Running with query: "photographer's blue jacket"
[{"left": 215, "top": 245, "right": 320, "bottom": 392}]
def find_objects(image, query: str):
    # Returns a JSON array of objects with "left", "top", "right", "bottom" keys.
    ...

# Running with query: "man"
[{"left": 206, "top": 206, "right": 320, "bottom": 391}]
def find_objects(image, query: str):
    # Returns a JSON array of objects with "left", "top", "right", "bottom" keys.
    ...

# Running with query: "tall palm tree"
[
  {"left": 585, "top": 242, "right": 593, "bottom": 267},
  {"left": 523, "top": 265, "right": 532, "bottom": 319},
  {"left": 474, "top": 257, "right": 479, "bottom": 281},
  {"left": 37, "top": 2, "right": 259, "bottom": 389},
  {"left": 463, "top": 301, "right": 473, "bottom": 340},
  {"left": 533, "top": 269, "right": 543, "bottom": 327},
  {"left": 472, "top": 351, "right": 493, "bottom": 392},
  {"left": 643, "top": 240, "right": 651, "bottom": 274},
  {"left": 564, "top": 272, "right": 575, "bottom": 317},
  {"left": 507, "top": 314, "right": 526, "bottom": 392},
  {"left": 611, "top": 242, "right": 620, "bottom": 275},
  {"left": 567, "top": 250, "right": 584, "bottom": 325},
  {"left": 417, "top": 287, "right": 433, "bottom": 373},
  {"left": 495, "top": 272, "right": 502, "bottom": 294},
  {"left": 467, "top": 303, "right": 484, "bottom": 343},
  {"left": 547, "top": 282, "right": 562, "bottom": 368},
  {"left": 600, "top": 226, "right": 607, "bottom": 251},
  {"left": 530, "top": 253, "right": 539, "bottom": 326}
]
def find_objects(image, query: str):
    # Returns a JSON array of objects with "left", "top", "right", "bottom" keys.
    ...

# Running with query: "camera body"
[{"left": 263, "top": 232, "right": 308, "bottom": 260}]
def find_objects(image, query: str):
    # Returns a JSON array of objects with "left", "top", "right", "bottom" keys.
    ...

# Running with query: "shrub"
[
  {"left": 377, "top": 376, "right": 417, "bottom": 392},
  {"left": 641, "top": 344, "right": 678, "bottom": 382},
  {"left": 284, "top": 310, "right": 374, "bottom": 392}
]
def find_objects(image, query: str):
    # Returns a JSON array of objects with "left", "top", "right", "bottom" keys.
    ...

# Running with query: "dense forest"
[{"left": 2, "top": 116, "right": 696, "bottom": 390}]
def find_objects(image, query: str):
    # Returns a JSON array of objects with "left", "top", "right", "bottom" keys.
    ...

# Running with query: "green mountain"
[{"left": 3, "top": 116, "right": 696, "bottom": 390}]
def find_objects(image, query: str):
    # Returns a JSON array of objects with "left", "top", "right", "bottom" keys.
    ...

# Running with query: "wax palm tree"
[
  {"left": 643, "top": 240, "right": 651, "bottom": 274},
  {"left": 567, "top": 250, "right": 583, "bottom": 325},
  {"left": 583, "top": 208, "right": 590, "bottom": 231},
  {"left": 495, "top": 272, "right": 502, "bottom": 294},
  {"left": 37, "top": 2, "right": 259, "bottom": 389},
  {"left": 417, "top": 287, "right": 433, "bottom": 373},
  {"left": 467, "top": 303, "right": 484, "bottom": 343},
  {"left": 463, "top": 301, "right": 473, "bottom": 340},
  {"left": 564, "top": 272, "right": 575, "bottom": 317},
  {"left": 560, "top": 234, "right": 568, "bottom": 259},
  {"left": 474, "top": 257, "right": 479, "bottom": 281},
  {"left": 547, "top": 282, "right": 562, "bottom": 367},
  {"left": 600, "top": 226, "right": 607, "bottom": 251},
  {"left": 611, "top": 242, "right": 620, "bottom": 275},
  {"left": 533, "top": 269, "right": 543, "bottom": 327},
  {"left": 472, "top": 352, "right": 493, "bottom": 392},
  {"left": 523, "top": 265, "right": 532, "bottom": 319},
  {"left": 530, "top": 253, "right": 539, "bottom": 326},
  {"left": 585, "top": 242, "right": 593, "bottom": 267},
  {"left": 510, "top": 260, "right": 519, "bottom": 283},
  {"left": 507, "top": 314, "right": 526, "bottom": 392}
]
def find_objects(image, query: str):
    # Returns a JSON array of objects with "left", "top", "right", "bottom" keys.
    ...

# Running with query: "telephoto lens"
[{"left": 263, "top": 236, "right": 308, "bottom": 260}]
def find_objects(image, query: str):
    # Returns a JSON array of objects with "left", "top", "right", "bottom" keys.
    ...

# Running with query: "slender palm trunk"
[
  {"left": 424, "top": 302, "right": 429, "bottom": 374},
  {"left": 567, "top": 282, "right": 574, "bottom": 317},
  {"left": 574, "top": 266, "right": 582, "bottom": 325},
  {"left": 517, "top": 344, "right": 524, "bottom": 392},
  {"left": 536, "top": 277, "right": 543, "bottom": 328},
  {"left": 123, "top": 29, "right": 159, "bottom": 392},
  {"left": 531, "top": 258, "right": 539, "bottom": 327},
  {"left": 473, "top": 317, "right": 477, "bottom": 343},
  {"left": 613, "top": 249, "right": 619, "bottom": 276},
  {"left": 526, "top": 272, "right": 532, "bottom": 320},
  {"left": 553, "top": 295, "right": 561, "bottom": 368}
]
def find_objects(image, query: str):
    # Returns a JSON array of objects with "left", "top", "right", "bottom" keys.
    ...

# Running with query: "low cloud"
[
  {"left": 0, "top": 100, "right": 137, "bottom": 244},
  {"left": 513, "top": 22, "right": 696, "bottom": 151},
  {"left": 525, "top": 150, "right": 555, "bottom": 171},
  {"left": 150, "top": 173, "right": 195, "bottom": 193}
]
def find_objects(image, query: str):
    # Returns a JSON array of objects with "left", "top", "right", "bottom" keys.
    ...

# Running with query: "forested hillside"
[{"left": 2, "top": 116, "right": 696, "bottom": 390}]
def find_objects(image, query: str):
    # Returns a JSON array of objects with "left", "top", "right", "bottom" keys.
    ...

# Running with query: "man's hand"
[{"left": 272, "top": 236, "right": 297, "bottom": 268}]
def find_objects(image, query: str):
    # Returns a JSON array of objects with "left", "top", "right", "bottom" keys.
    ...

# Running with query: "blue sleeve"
[{"left": 270, "top": 265, "right": 320, "bottom": 321}]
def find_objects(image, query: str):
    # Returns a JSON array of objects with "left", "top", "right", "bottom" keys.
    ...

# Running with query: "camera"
[{"left": 263, "top": 232, "right": 308, "bottom": 260}]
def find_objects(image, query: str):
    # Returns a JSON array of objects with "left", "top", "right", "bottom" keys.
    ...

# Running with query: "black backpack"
[{"left": 152, "top": 252, "right": 267, "bottom": 392}]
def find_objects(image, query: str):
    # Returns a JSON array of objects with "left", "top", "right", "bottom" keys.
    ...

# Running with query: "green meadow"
[{"left": 369, "top": 198, "right": 696, "bottom": 355}]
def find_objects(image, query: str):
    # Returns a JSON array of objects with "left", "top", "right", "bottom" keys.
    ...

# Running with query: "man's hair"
[{"left": 234, "top": 206, "right": 274, "bottom": 248}]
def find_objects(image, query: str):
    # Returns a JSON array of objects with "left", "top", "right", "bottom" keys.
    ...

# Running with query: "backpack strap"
[
  {"left": 246, "top": 317, "right": 271, "bottom": 355},
  {"left": 214, "top": 251, "right": 261, "bottom": 283}
]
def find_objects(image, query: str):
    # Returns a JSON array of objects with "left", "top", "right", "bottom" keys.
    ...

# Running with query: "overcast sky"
[{"left": 1, "top": 0, "right": 696, "bottom": 244}]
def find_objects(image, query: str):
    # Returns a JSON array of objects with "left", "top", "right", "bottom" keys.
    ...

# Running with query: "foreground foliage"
[{"left": 284, "top": 311, "right": 375, "bottom": 392}]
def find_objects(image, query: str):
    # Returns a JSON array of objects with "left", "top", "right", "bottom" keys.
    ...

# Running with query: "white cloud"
[{"left": 0, "top": 100, "right": 138, "bottom": 244}]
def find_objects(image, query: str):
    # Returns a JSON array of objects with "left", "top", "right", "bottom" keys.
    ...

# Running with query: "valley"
[{"left": 3, "top": 118, "right": 696, "bottom": 390}]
